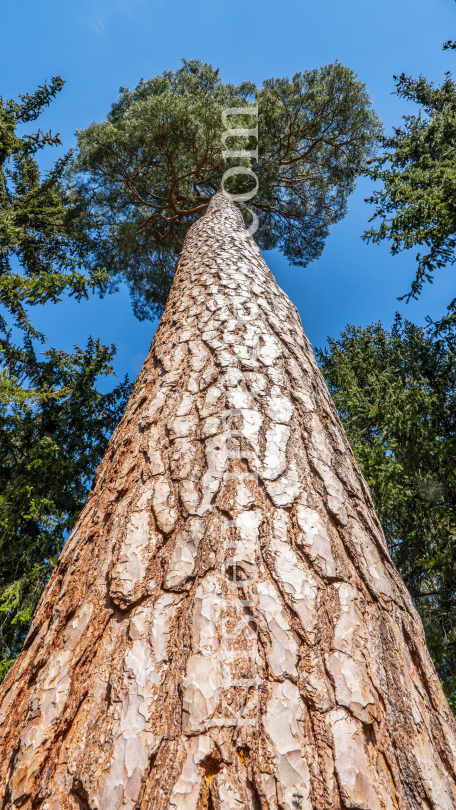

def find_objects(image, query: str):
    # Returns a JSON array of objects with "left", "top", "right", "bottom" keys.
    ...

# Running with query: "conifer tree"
[
  {"left": 0, "top": 79, "right": 131, "bottom": 677},
  {"left": 1, "top": 193, "right": 455, "bottom": 810}
]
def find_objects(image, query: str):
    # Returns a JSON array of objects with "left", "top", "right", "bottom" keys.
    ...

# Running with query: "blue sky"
[{"left": 2, "top": 0, "right": 456, "bottom": 384}]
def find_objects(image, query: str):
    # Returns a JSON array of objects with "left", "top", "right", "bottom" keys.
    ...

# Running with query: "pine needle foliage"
[{"left": 71, "top": 58, "right": 381, "bottom": 320}]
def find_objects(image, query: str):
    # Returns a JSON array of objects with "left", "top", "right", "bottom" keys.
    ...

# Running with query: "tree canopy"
[
  {"left": 0, "top": 80, "right": 131, "bottom": 679},
  {"left": 71, "top": 58, "right": 381, "bottom": 320},
  {"left": 0, "top": 77, "right": 109, "bottom": 340},
  {"left": 363, "top": 64, "right": 456, "bottom": 300},
  {"left": 0, "top": 339, "right": 130, "bottom": 679},
  {"left": 317, "top": 307, "right": 456, "bottom": 710}
]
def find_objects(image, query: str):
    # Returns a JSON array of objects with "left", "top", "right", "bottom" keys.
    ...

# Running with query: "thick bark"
[{"left": 1, "top": 192, "right": 456, "bottom": 810}]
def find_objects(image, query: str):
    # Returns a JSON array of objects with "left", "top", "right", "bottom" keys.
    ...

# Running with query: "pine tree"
[
  {"left": 1, "top": 192, "right": 455, "bottom": 810},
  {"left": 71, "top": 59, "right": 380, "bottom": 320}
]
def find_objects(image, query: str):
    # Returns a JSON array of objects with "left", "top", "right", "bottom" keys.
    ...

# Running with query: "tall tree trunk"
[{"left": 1, "top": 192, "right": 456, "bottom": 810}]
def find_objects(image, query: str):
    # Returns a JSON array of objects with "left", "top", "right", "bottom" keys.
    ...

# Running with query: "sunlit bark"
[{"left": 1, "top": 192, "right": 456, "bottom": 810}]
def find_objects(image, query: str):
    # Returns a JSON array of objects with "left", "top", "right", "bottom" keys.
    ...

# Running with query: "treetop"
[{"left": 71, "top": 58, "right": 380, "bottom": 320}]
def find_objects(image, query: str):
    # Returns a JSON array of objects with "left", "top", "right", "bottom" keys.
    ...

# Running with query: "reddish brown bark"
[{"left": 1, "top": 192, "right": 456, "bottom": 810}]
